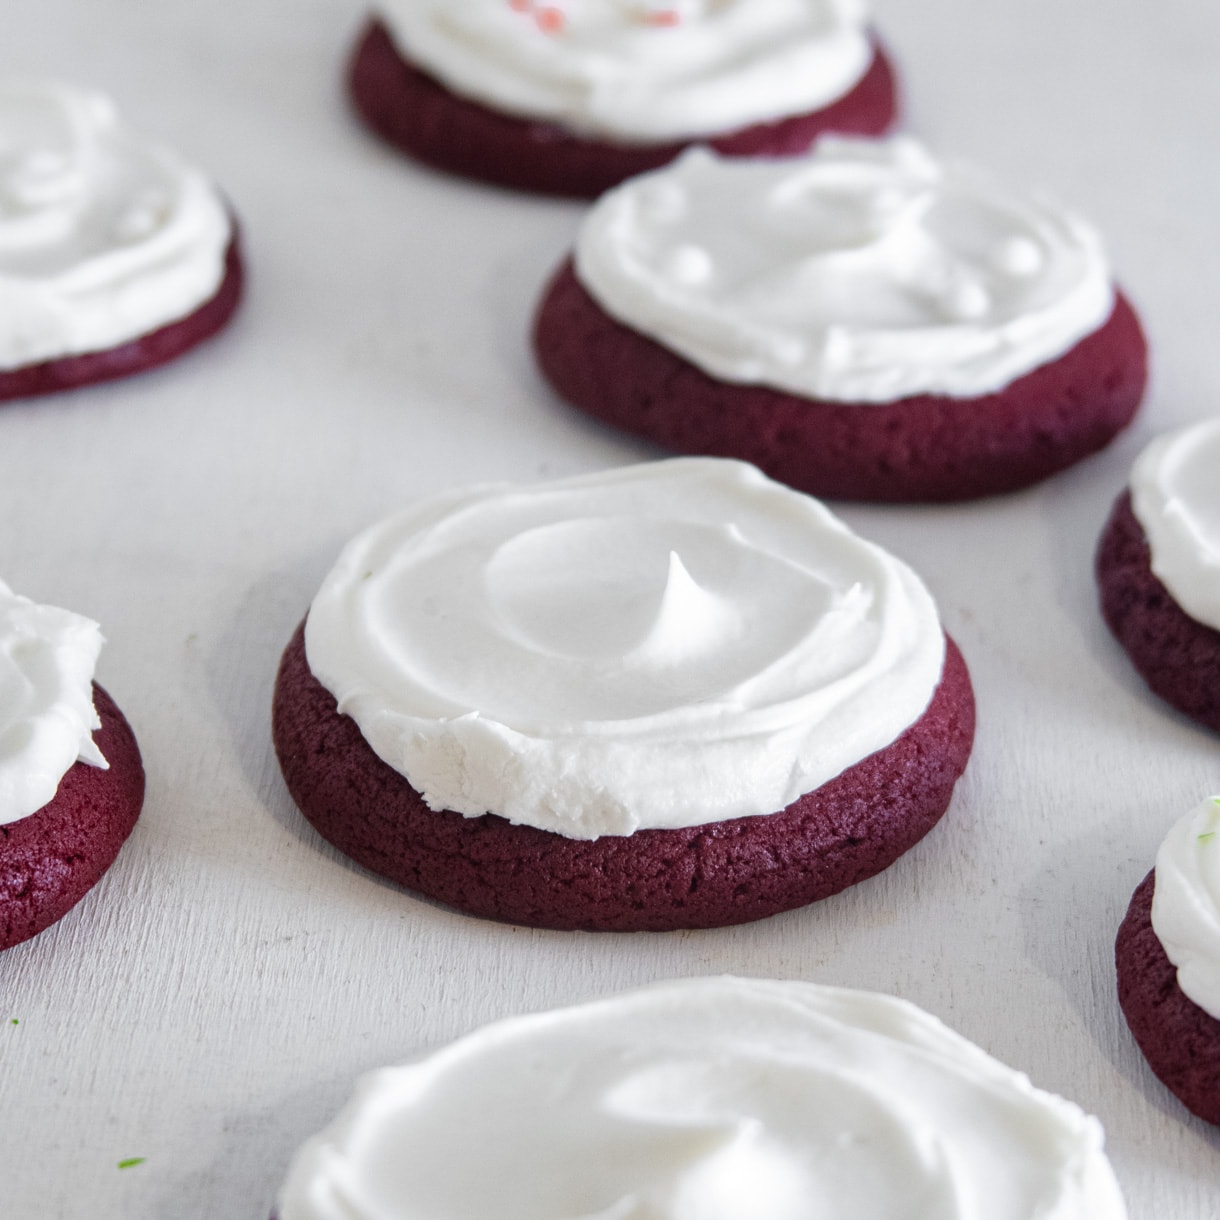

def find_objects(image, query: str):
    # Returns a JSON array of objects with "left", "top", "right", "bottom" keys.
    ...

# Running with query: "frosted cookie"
[
  {"left": 347, "top": 1, "right": 898, "bottom": 197},
  {"left": 1096, "top": 421, "right": 1220, "bottom": 732},
  {"left": 0, "top": 581, "right": 144, "bottom": 950},
  {"left": 273, "top": 976, "right": 1126, "bottom": 1220},
  {"left": 272, "top": 459, "right": 974, "bottom": 931},
  {"left": 0, "top": 81, "right": 242, "bottom": 402},
  {"left": 1116, "top": 797, "right": 1220, "bottom": 1125},
  {"left": 534, "top": 139, "right": 1148, "bottom": 502}
]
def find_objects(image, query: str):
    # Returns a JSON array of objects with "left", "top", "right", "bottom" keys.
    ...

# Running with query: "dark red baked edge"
[
  {"left": 1116, "top": 870, "right": 1220, "bottom": 1125},
  {"left": 1096, "top": 492, "right": 1220, "bottom": 733},
  {"left": 533, "top": 262, "right": 1147, "bottom": 502},
  {"left": 346, "top": 17, "right": 899, "bottom": 198},
  {"left": 271, "top": 621, "right": 974, "bottom": 932},
  {"left": 0, "top": 228, "right": 244, "bottom": 403},
  {"left": 0, "top": 684, "right": 145, "bottom": 950}
]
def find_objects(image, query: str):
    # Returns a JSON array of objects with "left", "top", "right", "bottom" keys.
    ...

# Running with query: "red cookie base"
[
  {"left": 272, "top": 622, "right": 974, "bottom": 932},
  {"left": 0, "top": 685, "right": 145, "bottom": 950},
  {"left": 533, "top": 263, "right": 1148, "bottom": 503},
  {"left": 1116, "top": 871, "right": 1220, "bottom": 1125},
  {"left": 1096, "top": 492, "right": 1220, "bottom": 733},
  {"left": 0, "top": 230, "right": 244, "bottom": 403},
  {"left": 347, "top": 18, "right": 899, "bottom": 198}
]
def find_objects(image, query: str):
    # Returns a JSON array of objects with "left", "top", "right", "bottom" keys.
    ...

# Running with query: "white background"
[{"left": 1, "top": 1, "right": 1218, "bottom": 1216}]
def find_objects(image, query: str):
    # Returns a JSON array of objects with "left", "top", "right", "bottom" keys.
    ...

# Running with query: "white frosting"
[
  {"left": 376, "top": 0, "right": 874, "bottom": 142},
  {"left": 0, "top": 80, "right": 232, "bottom": 370},
  {"left": 1129, "top": 420, "right": 1220, "bottom": 632},
  {"left": 0, "top": 579, "right": 107, "bottom": 826},
  {"left": 276, "top": 976, "right": 1127, "bottom": 1220},
  {"left": 1151, "top": 796, "right": 1220, "bottom": 1021},
  {"left": 575, "top": 139, "right": 1116, "bottom": 402},
  {"left": 305, "top": 459, "right": 945, "bottom": 840}
]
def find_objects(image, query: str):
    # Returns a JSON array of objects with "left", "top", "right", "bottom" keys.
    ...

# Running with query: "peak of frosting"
[
  {"left": 574, "top": 138, "right": 1115, "bottom": 402},
  {"left": 627, "top": 548, "right": 739, "bottom": 665},
  {"left": 376, "top": 0, "right": 873, "bottom": 141},
  {"left": 304, "top": 459, "right": 945, "bottom": 839},
  {"left": 1129, "top": 420, "right": 1220, "bottom": 632},
  {"left": 484, "top": 522, "right": 739, "bottom": 664},
  {"left": 1152, "top": 796, "right": 1220, "bottom": 1020},
  {"left": 0, "top": 79, "right": 231, "bottom": 369},
  {"left": 275, "top": 977, "right": 1127, "bottom": 1220},
  {"left": 0, "top": 579, "right": 107, "bottom": 825}
]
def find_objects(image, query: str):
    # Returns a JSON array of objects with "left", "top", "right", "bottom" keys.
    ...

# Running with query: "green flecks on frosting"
[
  {"left": 117, "top": 1157, "right": 146, "bottom": 1170},
  {"left": 1199, "top": 832, "right": 1217, "bottom": 845}
]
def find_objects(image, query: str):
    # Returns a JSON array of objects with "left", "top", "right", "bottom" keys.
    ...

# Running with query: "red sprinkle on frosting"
[{"left": 505, "top": 2, "right": 685, "bottom": 29}]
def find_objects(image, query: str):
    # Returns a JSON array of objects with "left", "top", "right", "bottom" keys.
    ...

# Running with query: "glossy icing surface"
[
  {"left": 277, "top": 977, "right": 1127, "bottom": 1220},
  {"left": 0, "top": 578, "right": 106, "bottom": 825},
  {"left": 305, "top": 459, "right": 944, "bottom": 838},
  {"left": 575, "top": 140, "right": 1114, "bottom": 401},
  {"left": 1152, "top": 796, "right": 1220, "bottom": 1020},
  {"left": 1130, "top": 421, "right": 1220, "bottom": 632},
  {"left": 376, "top": 0, "right": 874, "bottom": 141},
  {"left": 0, "top": 80, "right": 231, "bottom": 368}
]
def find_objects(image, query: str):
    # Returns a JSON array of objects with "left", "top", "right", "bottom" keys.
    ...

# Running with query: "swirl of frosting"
[
  {"left": 0, "top": 80, "right": 232, "bottom": 369},
  {"left": 1152, "top": 796, "right": 1220, "bottom": 1020},
  {"left": 1129, "top": 420, "right": 1220, "bottom": 632},
  {"left": 276, "top": 976, "right": 1127, "bottom": 1220},
  {"left": 0, "top": 579, "right": 107, "bottom": 825},
  {"left": 574, "top": 139, "right": 1115, "bottom": 402},
  {"left": 375, "top": 0, "right": 873, "bottom": 142},
  {"left": 304, "top": 459, "right": 944, "bottom": 839}
]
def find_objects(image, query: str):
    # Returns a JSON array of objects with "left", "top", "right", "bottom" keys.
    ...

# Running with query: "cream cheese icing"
[
  {"left": 276, "top": 976, "right": 1127, "bottom": 1220},
  {"left": 375, "top": 0, "right": 874, "bottom": 142},
  {"left": 0, "top": 80, "right": 231, "bottom": 370},
  {"left": 0, "top": 579, "right": 107, "bottom": 826},
  {"left": 1151, "top": 795, "right": 1220, "bottom": 1021},
  {"left": 574, "top": 139, "right": 1116, "bottom": 402},
  {"left": 304, "top": 459, "right": 944, "bottom": 840},
  {"left": 1129, "top": 420, "right": 1220, "bottom": 633}
]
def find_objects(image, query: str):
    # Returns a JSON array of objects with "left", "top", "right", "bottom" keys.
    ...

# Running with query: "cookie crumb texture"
[
  {"left": 272, "top": 623, "right": 974, "bottom": 931},
  {"left": 0, "top": 685, "right": 145, "bottom": 950},
  {"left": 1096, "top": 492, "right": 1220, "bottom": 732},
  {"left": 534, "top": 262, "right": 1147, "bottom": 502},
  {"left": 346, "top": 18, "right": 898, "bottom": 198},
  {"left": 1116, "top": 871, "right": 1220, "bottom": 1125},
  {"left": 0, "top": 233, "right": 244, "bottom": 404}
]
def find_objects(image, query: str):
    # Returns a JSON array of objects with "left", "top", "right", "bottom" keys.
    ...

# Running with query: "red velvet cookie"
[
  {"left": 1096, "top": 492, "right": 1220, "bottom": 733},
  {"left": 534, "top": 261, "right": 1147, "bottom": 503},
  {"left": 272, "top": 622, "right": 974, "bottom": 932},
  {"left": 0, "top": 685, "right": 145, "bottom": 951},
  {"left": 0, "top": 81, "right": 244, "bottom": 402},
  {"left": 346, "top": 18, "right": 898, "bottom": 198},
  {"left": 0, "top": 233, "right": 244, "bottom": 404},
  {"left": 1115, "top": 871, "right": 1220, "bottom": 1125}
]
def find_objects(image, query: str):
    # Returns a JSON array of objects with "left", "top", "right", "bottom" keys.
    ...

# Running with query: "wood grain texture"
[{"left": 1, "top": 1, "right": 1219, "bottom": 1217}]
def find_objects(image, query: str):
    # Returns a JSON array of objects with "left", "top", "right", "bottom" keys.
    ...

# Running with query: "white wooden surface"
[{"left": 1, "top": 2, "right": 1218, "bottom": 1216}]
